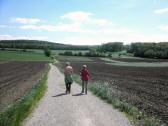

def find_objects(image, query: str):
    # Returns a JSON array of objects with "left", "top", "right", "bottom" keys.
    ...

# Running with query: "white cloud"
[
  {"left": 61, "top": 11, "right": 92, "bottom": 23},
  {"left": 0, "top": 25, "right": 7, "bottom": 28},
  {"left": 19, "top": 11, "right": 113, "bottom": 33},
  {"left": 20, "top": 23, "right": 90, "bottom": 33},
  {"left": 58, "top": 32, "right": 168, "bottom": 45},
  {"left": 12, "top": 17, "right": 41, "bottom": 24},
  {"left": 20, "top": 25, "right": 57, "bottom": 31},
  {"left": 154, "top": 8, "right": 168, "bottom": 14},
  {"left": 61, "top": 11, "right": 112, "bottom": 26},
  {"left": 0, "top": 35, "right": 13, "bottom": 40},
  {"left": 19, "top": 23, "right": 131, "bottom": 34},
  {"left": 96, "top": 27, "right": 134, "bottom": 34},
  {"left": 9, "top": 11, "right": 168, "bottom": 44},
  {"left": 158, "top": 25, "right": 168, "bottom": 32},
  {"left": 0, "top": 34, "right": 48, "bottom": 40}
]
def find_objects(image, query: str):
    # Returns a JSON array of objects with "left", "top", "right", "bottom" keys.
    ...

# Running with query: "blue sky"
[{"left": 0, "top": 0, "right": 168, "bottom": 45}]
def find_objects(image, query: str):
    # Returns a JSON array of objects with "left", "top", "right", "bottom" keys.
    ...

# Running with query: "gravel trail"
[{"left": 23, "top": 64, "right": 132, "bottom": 126}]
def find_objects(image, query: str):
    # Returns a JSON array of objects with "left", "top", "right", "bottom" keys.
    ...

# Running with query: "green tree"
[
  {"left": 64, "top": 51, "right": 73, "bottom": 56},
  {"left": 127, "top": 42, "right": 168, "bottom": 59},
  {"left": 44, "top": 48, "right": 51, "bottom": 57},
  {"left": 144, "top": 49, "right": 156, "bottom": 58},
  {"left": 98, "top": 42, "right": 124, "bottom": 52}
]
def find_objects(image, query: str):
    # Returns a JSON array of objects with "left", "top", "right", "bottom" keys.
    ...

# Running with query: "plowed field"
[
  {"left": 0, "top": 61, "right": 48, "bottom": 112},
  {"left": 58, "top": 56, "right": 168, "bottom": 124}
]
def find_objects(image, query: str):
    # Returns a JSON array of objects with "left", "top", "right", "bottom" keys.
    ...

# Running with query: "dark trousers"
[
  {"left": 66, "top": 83, "right": 71, "bottom": 93},
  {"left": 82, "top": 80, "right": 88, "bottom": 94}
]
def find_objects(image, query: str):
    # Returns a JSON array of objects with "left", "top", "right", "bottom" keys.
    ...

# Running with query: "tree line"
[
  {"left": 59, "top": 48, "right": 107, "bottom": 57},
  {"left": 1, "top": 40, "right": 168, "bottom": 59},
  {"left": 0, "top": 40, "right": 124, "bottom": 52},
  {"left": 97, "top": 42, "right": 124, "bottom": 52},
  {"left": 127, "top": 42, "right": 168, "bottom": 59},
  {"left": 0, "top": 40, "right": 90, "bottom": 50}
]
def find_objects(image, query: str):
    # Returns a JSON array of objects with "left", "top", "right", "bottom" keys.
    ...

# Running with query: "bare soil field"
[
  {"left": 24, "top": 65, "right": 132, "bottom": 126},
  {"left": 0, "top": 61, "right": 48, "bottom": 112},
  {"left": 111, "top": 58, "right": 168, "bottom": 62},
  {"left": 58, "top": 56, "right": 168, "bottom": 124}
]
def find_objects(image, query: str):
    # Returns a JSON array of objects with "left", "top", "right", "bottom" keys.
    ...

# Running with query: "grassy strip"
[
  {"left": 57, "top": 55, "right": 93, "bottom": 62},
  {"left": 55, "top": 62, "right": 165, "bottom": 125},
  {"left": 0, "top": 65, "right": 50, "bottom": 126},
  {"left": 70, "top": 73, "right": 165, "bottom": 126},
  {"left": 72, "top": 74, "right": 81, "bottom": 85},
  {"left": 89, "top": 82, "right": 165, "bottom": 126}
]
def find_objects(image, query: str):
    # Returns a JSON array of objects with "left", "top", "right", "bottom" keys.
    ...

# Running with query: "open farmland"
[
  {"left": 111, "top": 57, "right": 168, "bottom": 62},
  {"left": 101, "top": 58, "right": 168, "bottom": 67},
  {"left": 57, "top": 56, "right": 168, "bottom": 124},
  {"left": 57, "top": 55, "right": 93, "bottom": 62},
  {"left": 0, "top": 61, "right": 48, "bottom": 112},
  {"left": 0, "top": 50, "right": 51, "bottom": 61}
]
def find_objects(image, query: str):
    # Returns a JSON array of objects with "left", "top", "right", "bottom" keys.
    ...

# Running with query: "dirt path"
[{"left": 23, "top": 64, "right": 132, "bottom": 126}]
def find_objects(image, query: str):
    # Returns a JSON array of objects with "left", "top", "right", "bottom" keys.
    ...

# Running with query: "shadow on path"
[
  {"left": 72, "top": 93, "right": 85, "bottom": 96},
  {"left": 52, "top": 93, "right": 67, "bottom": 97}
]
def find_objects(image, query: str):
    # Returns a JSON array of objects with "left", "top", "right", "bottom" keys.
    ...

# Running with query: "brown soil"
[
  {"left": 58, "top": 57, "right": 168, "bottom": 124},
  {"left": 112, "top": 58, "right": 168, "bottom": 62},
  {"left": 0, "top": 61, "right": 48, "bottom": 112}
]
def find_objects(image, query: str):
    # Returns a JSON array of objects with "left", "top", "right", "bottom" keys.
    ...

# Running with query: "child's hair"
[
  {"left": 66, "top": 62, "right": 70, "bottom": 66},
  {"left": 83, "top": 65, "right": 87, "bottom": 68}
]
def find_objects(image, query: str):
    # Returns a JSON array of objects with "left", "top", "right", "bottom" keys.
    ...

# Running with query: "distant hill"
[{"left": 0, "top": 40, "right": 91, "bottom": 50}]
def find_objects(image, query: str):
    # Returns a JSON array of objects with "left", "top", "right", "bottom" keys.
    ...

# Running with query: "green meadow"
[{"left": 0, "top": 50, "right": 51, "bottom": 61}]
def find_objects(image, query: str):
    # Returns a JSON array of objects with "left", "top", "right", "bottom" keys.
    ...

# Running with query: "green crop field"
[
  {"left": 51, "top": 50, "right": 89, "bottom": 54},
  {"left": 0, "top": 50, "right": 51, "bottom": 61},
  {"left": 23, "top": 49, "right": 89, "bottom": 54},
  {"left": 57, "top": 55, "right": 93, "bottom": 62},
  {"left": 0, "top": 48, "right": 89, "bottom": 54}
]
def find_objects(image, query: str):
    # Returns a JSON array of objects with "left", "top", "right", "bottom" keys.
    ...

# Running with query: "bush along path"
[
  {"left": 89, "top": 82, "right": 165, "bottom": 126},
  {"left": 23, "top": 64, "right": 132, "bottom": 126}
]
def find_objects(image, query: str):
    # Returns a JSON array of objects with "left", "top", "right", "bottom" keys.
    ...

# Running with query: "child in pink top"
[{"left": 80, "top": 65, "right": 91, "bottom": 94}]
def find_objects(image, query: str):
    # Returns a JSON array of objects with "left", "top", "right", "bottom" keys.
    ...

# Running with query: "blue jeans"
[{"left": 82, "top": 80, "right": 88, "bottom": 94}]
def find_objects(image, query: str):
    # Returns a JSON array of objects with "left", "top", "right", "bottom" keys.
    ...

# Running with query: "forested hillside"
[
  {"left": 127, "top": 42, "right": 168, "bottom": 59},
  {"left": 0, "top": 40, "right": 90, "bottom": 50}
]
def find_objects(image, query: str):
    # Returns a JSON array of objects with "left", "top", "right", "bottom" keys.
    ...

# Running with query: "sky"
[{"left": 0, "top": 0, "right": 168, "bottom": 45}]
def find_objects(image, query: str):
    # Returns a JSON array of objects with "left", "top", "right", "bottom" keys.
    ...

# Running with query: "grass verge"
[
  {"left": 0, "top": 65, "right": 50, "bottom": 126},
  {"left": 55, "top": 62, "right": 166, "bottom": 125},
  {"left": 89, "top": 82, "right": 165, "bottom": 126},
  {"left": 69, "top": 72, "right": 165, "bottom": 126}
]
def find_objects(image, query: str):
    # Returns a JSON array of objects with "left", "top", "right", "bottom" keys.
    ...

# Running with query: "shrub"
[
  {"left": 118, "top": 53, "right": 122, "bottom": 58},
  {"left": 44, "top": 48, "right": 51, "bottom": 57},
  {"left": 64, "top": 51, "right": 73, "bottom": 56},
  {"left": 108, "top": 54, "right": 112, "bottom": 58},
  {"left": 89, "top": 82, "right": 164, "bottom": 126},
  {"left": 78, "top": 52, "right": 83, "bottom": 56},
  {"left": 22, "top": 49, "right": 27, "bottom": 52},
  {"left": 144, "top": 49, "right": 156, "bottom": 58},
  {"left": 127, "top": 43, "right": 168, "bottom": 59}
]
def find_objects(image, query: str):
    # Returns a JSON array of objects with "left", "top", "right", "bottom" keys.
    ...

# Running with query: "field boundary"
[
  {"left": 101, "top": 58, "right": 168, "bottom": 67},
  {"left": 55, "top": 62, "right": 166, "bottom": 126},
  {"left": 71, "top": 73, "right": 165, "bottom": 126},
  {"left": 0, "top": 64, "right": 50, "bottom": 126},
  {"left": 89, "top": 82, "right": 166, "bottom": 126}
]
